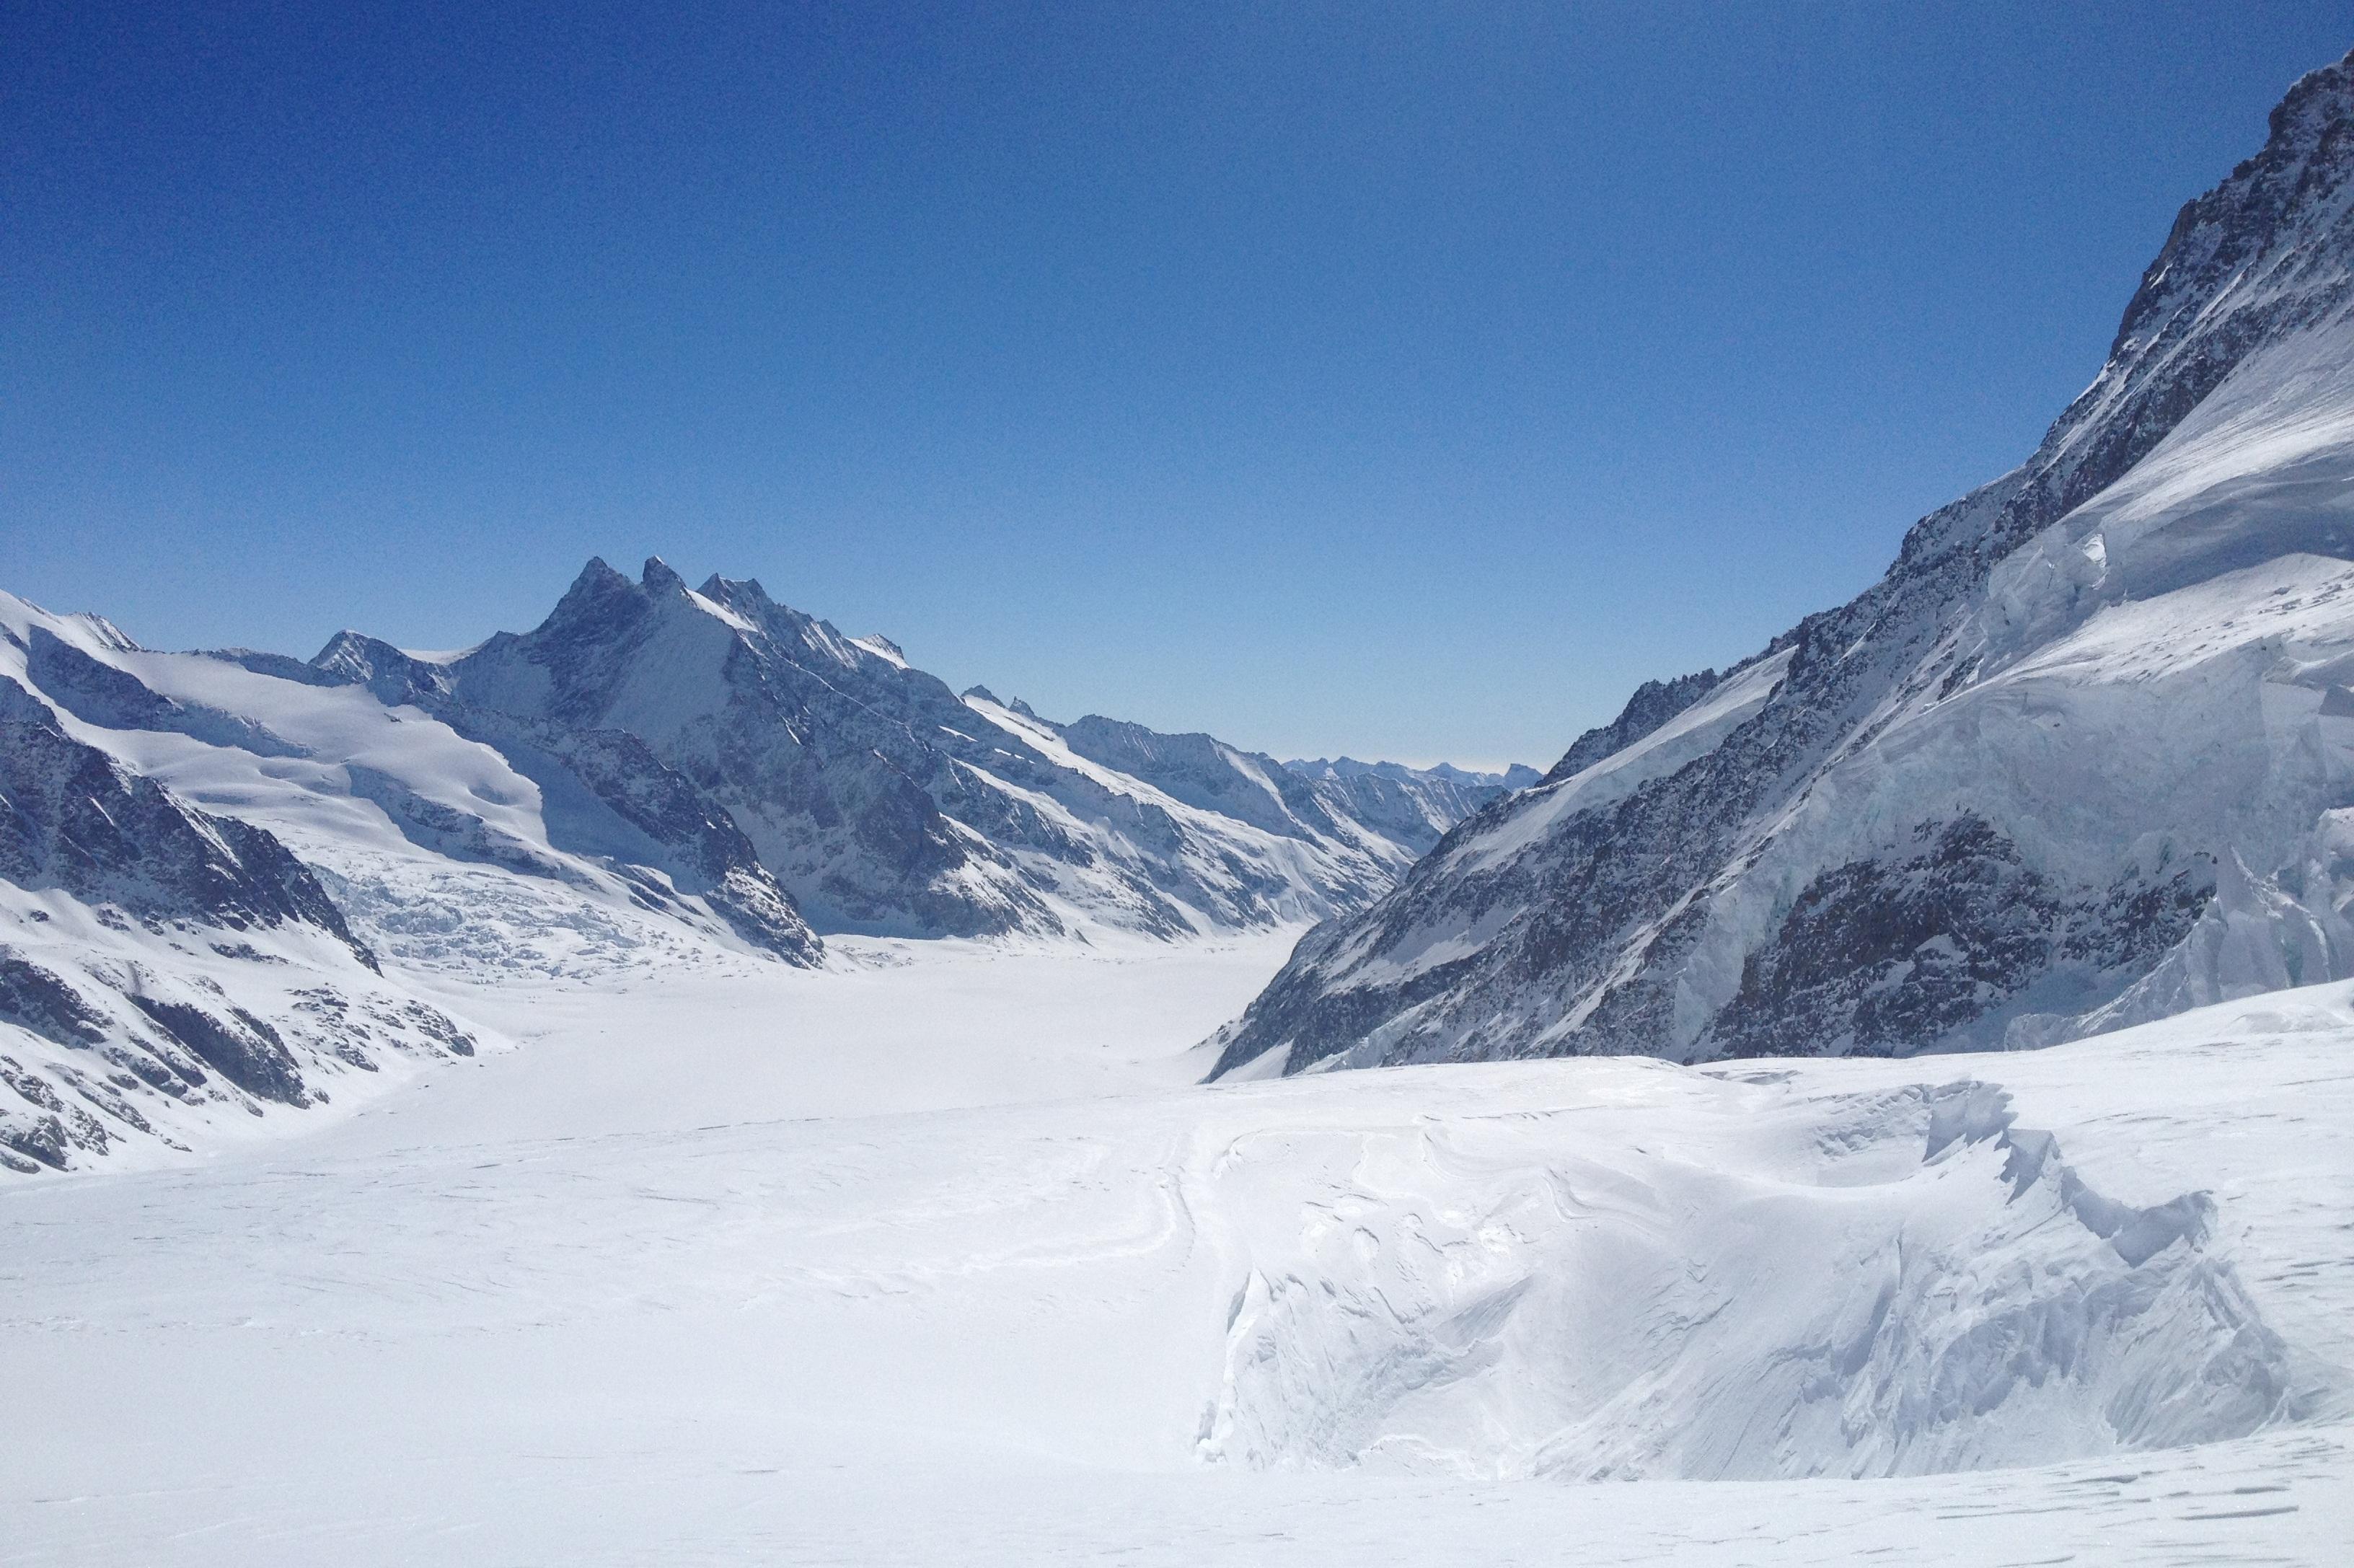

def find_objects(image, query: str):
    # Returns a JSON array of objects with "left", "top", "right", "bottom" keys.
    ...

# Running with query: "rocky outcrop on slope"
[
  {"left": 1707, "top": 818, "right": 2213, "bottom": 1060},
  {"left": 1212, "top": 48, "right": 2354, "bottom": 1077},
  {"left": 1540, "top": 672, "right": 1721, "bottom": 785}
]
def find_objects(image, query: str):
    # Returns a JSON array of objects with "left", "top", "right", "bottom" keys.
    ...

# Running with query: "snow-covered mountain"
[
  {"left": 1212, "top": 48, "right": 2354, "bottom": 1078},
  {"left": 312, "top": 557, "right": 1498, "bottom": 940},
  {"left": 0, "top": 568, "right": 1508, "bottom": 1171}
]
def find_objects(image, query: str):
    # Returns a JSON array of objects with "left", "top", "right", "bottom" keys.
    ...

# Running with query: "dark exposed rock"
[
  {"left": 208, "top": 941, "right": 286, "bottom": 964},
  {"left": 397, "top": 999, "right": 476, "bottom": 1057},
  {"left": 0, "top": 1054, "right": 66, "bottom": 1113},
  {"left": 1708, "top": 819, "right": 2214, "bottom": 1058},
  {"left": 0, "top": 1111, "right": 68, "bottom": 1171},
  {"left": 0, "top": 950, "right": 112, "bottom": 1047},
  {"left": 1543, "top": 669, "right": 1723, "bottom": 784},
  {"left": 127, "top": 996, "right": 310, "bottom": 1106}
]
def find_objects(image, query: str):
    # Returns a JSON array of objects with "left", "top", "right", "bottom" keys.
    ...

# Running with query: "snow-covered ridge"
[
  {"left": 1213, "top": 46, "right": 2354, "bottom": 1078},
  {"left": 0, "top": 599, "right": 495, "bottom": 1173}
]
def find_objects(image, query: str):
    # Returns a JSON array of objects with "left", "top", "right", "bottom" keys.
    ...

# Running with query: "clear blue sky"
[{"left": 6, "top": 3, "right": 2350, "bottom": 768}]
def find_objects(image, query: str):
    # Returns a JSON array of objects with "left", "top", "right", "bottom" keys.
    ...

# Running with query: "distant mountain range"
[
  {"left": 0, "top": 568, "right": 1528, "bottom": 1171},
  {"left": 1211, "top": 47, "right": 2354, "bottom": 1078}
]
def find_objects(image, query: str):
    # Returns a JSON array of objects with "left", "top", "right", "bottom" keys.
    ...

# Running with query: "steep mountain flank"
[{"left": 1213, "top": 49, "right": 2354, "bottom": 1077}]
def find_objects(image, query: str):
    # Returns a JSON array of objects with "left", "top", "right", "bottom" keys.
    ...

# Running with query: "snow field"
[{"left": 4, "top": 936, "right": 2349, "bottom": 1564}]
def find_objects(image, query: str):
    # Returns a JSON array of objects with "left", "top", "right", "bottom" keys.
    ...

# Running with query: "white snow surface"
[
  {"left": 0, "top": 590, "right": 756, "bottom": 976},
  {"left": 4, "top": 931, "right": 2348, "bottom": 1564}
]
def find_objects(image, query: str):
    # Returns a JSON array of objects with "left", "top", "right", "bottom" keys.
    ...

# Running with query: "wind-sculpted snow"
[
  {"left": 1199, "top": 1080, "right": 2294, "bottom": 1479},
  {"left": 1215, "top": 49, "right": 2354, "bottom": 1077}
]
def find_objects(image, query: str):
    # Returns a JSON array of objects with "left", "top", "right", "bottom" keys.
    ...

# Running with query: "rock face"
[
  {"left": 311, "top": 560, "right": 1503, "bottom": 941},
  {"left": 1212, "top": 50, "right": 2354, "bottom": 1078}
]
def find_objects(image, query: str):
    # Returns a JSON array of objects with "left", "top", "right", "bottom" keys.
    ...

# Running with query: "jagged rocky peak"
[
  {"left": 963, "top": 686, "right": 1041, "bottom": 718},
  {"left": 1543, "top": 669, "right": 1722, "bottom": 783},
  {"left": 527, "top": 553, "right": 755, "bottom": 652},
  {"left": 2120, "top": 48, "right": 2353, "bottom": 351},
  {"left": 1908, "top": 46, "right": 2354, "bottom": 580},
  {"left": 1210, "top": 48, "right": 2354, "bottom": 1080},
  {"left": 533, "top": 556, "right": 669, "bottom": 656},
  {"left": 309, "top": 630, "right": 450, "bottom": 705},
  {"left": 695, "top": 572, "right": 773, "bottom": 617}
]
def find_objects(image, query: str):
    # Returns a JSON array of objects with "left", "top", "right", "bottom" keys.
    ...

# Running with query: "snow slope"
[
  {"left": 1, "top": 938, "right": 2347, "bottom": 1564},
  {"left": 1213, "top": 48, "right": 2354, "bottom": 1077}
]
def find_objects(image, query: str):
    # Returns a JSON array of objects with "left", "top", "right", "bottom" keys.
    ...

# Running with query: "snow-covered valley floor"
[{"left": 5, "top": 930, "right": 2350, "bottom": 1565}]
